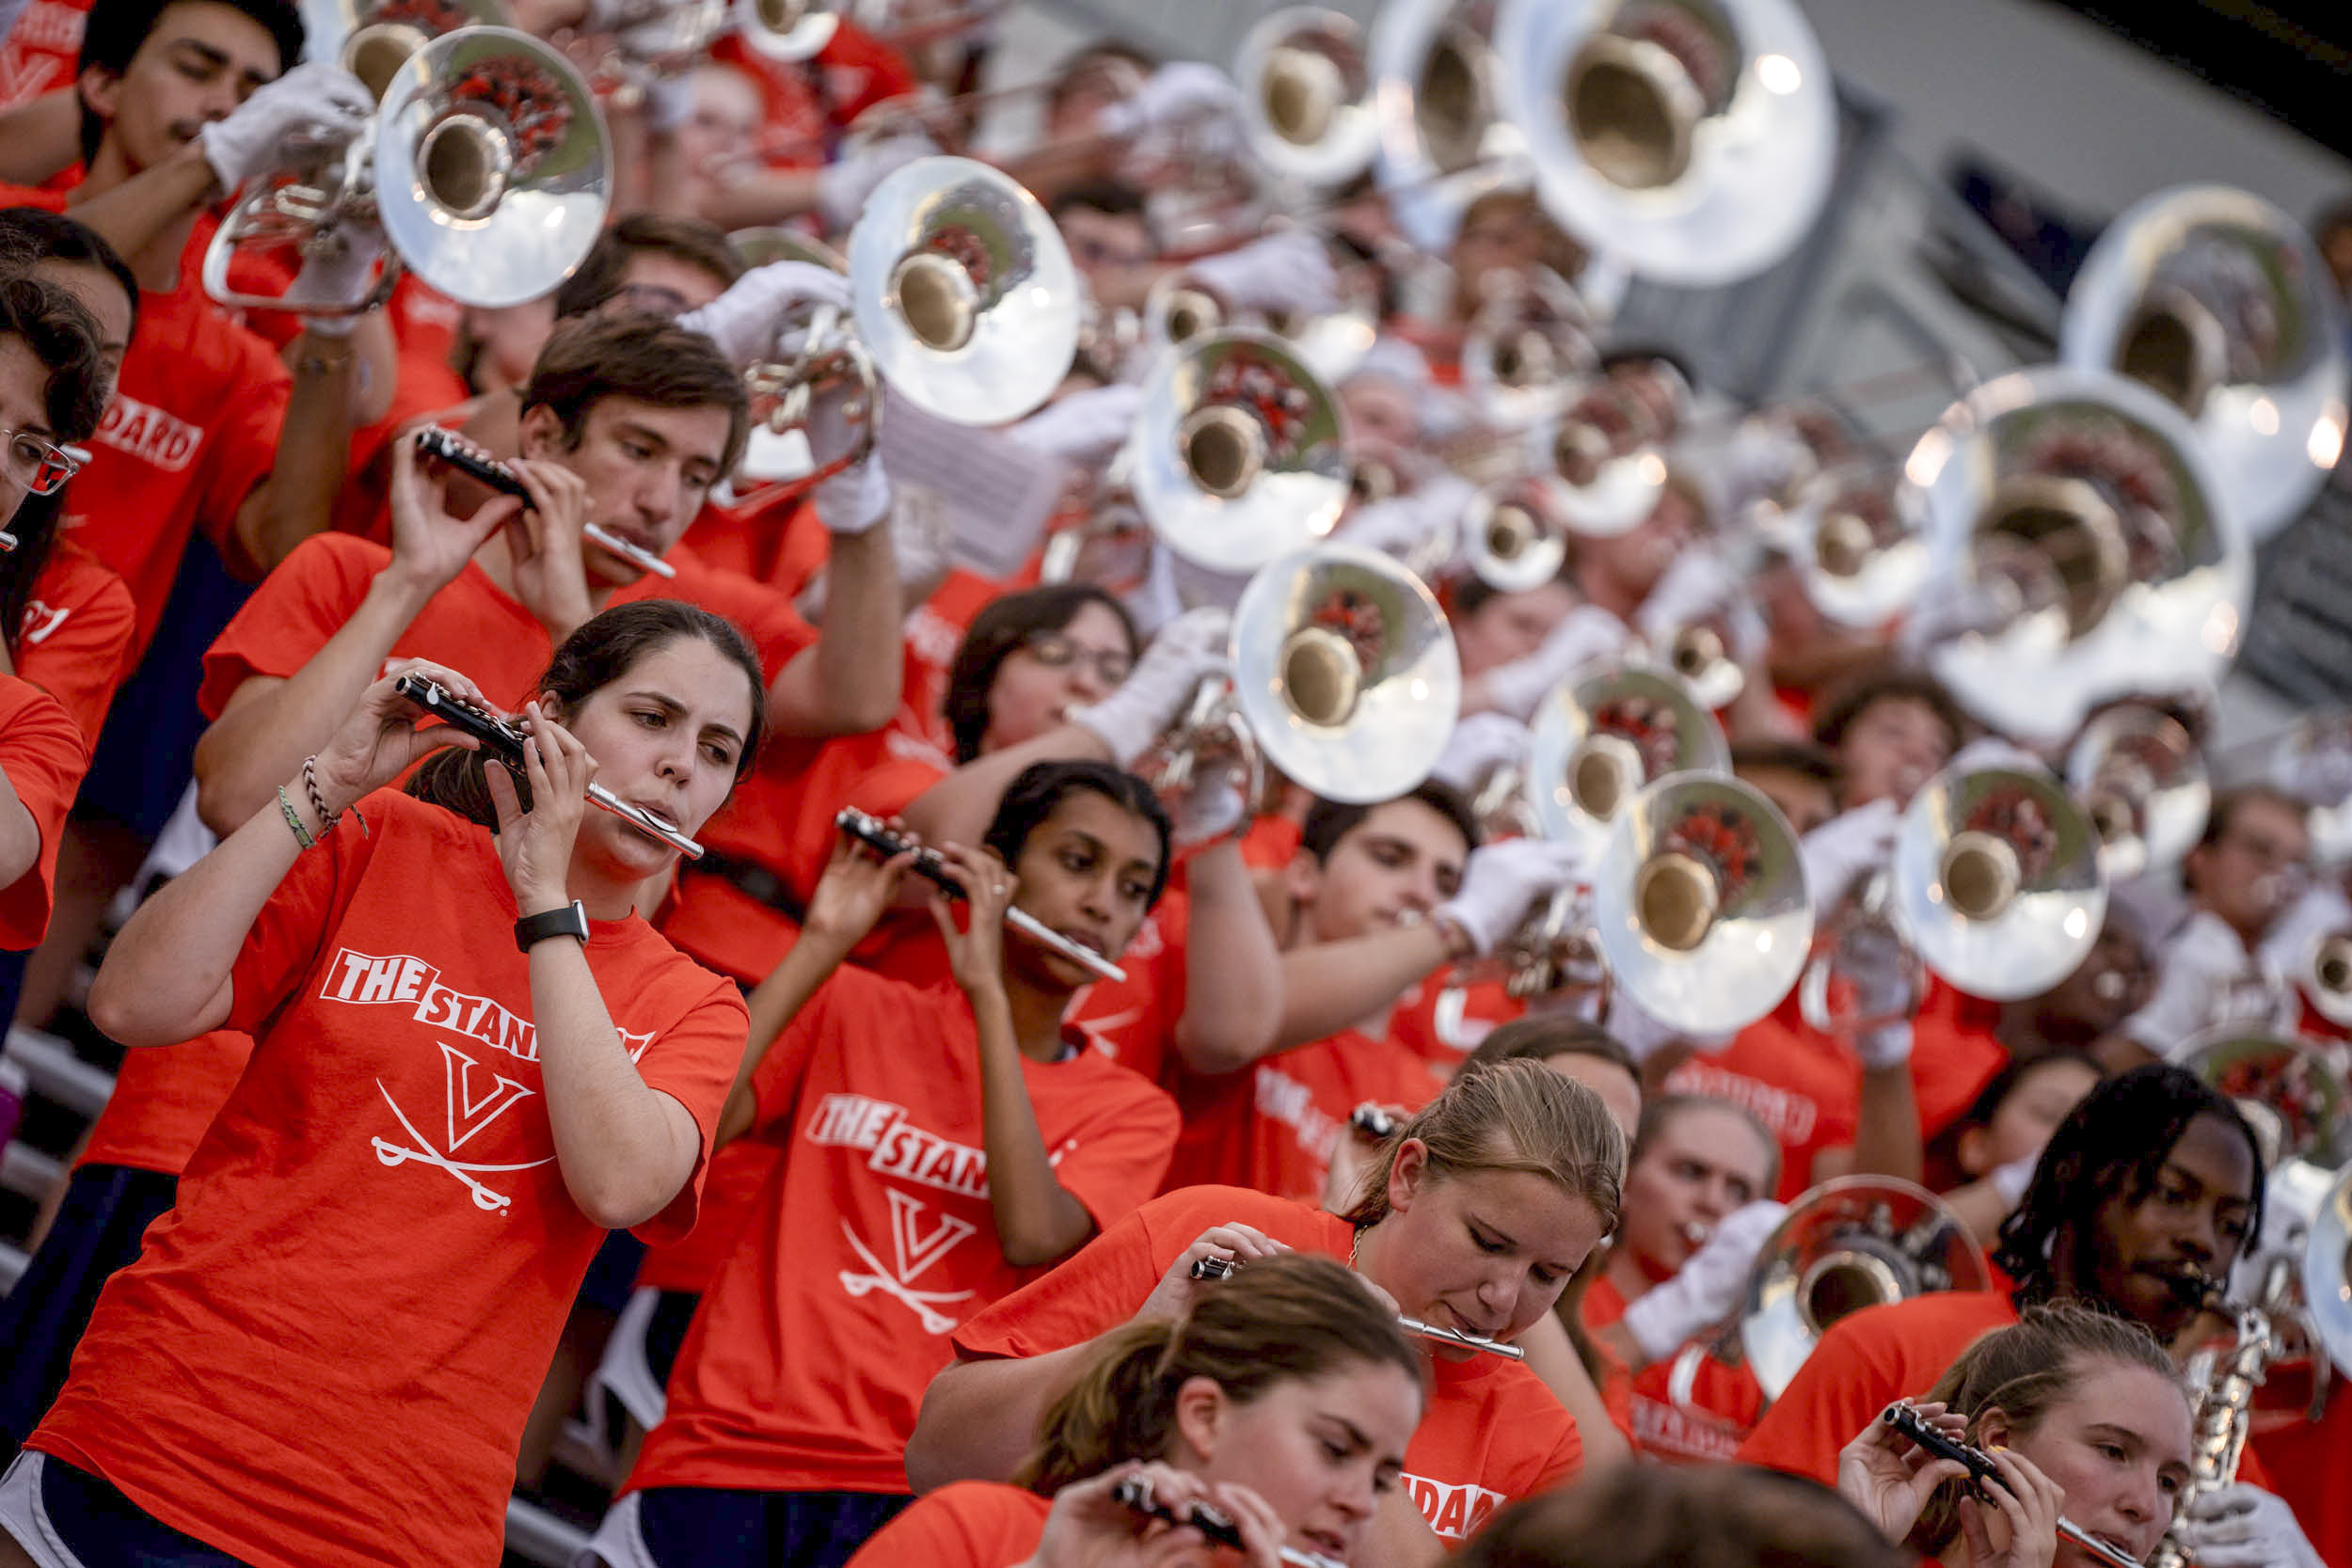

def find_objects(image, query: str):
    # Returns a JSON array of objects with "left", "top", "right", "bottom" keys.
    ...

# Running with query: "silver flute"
[{"left": 1190, "top": 1256, "right": 1526, "bottom": 1361}]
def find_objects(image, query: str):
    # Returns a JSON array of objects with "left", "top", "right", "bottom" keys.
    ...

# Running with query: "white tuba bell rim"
[
  {"left": 301, "top": 0, "right": 511, "bottom": 99},
  {"left": 1236, "top": 7, "right": 1381, "bottom": 188},
  {"left": 2059, "top": 183, "right": 2351, "bottom": 545},
  {"left": 1492, "top": 0, "right": 1839, "bottom": 286},
  {"left": 2180, "top": 1033, "right": 2352, "bottom": 1173},
  {"left": 1529, "top": 657, "right": 1730, "bottom": 859},
  {"left": 1741, "top": 1176, "right": 1992, "bottom": 1399},
  {"left": 1906, "top": 365, "right": 2249, "bottom": 747},
  {"left": 2304, "top": 1164, "right": 2352, "bottom": 1382},
  {"left": 372, "top": 26, "right": 611, "bottom": 309},
  {"left": 1889, "top": 760, "right": 2108, "bottom": 1002},
  {"left": 2064, "top": 702, "right": 2211, "bottom": 881},
  {"left": 1228, "top": 542, "right": 1462, "bottom": 804},
  {"left": 1595, "top": 769, "right": 1811, "bottom": 1036},
  {"left": 1365, "top": 0, "right": 1532, "bottom": 252},
  {"left": 1128, "top": 328, "right": 1353, "bottom": 575}
]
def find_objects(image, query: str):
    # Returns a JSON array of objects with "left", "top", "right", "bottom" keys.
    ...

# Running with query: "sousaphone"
[
  {"left": 300, "top": 0, "right": 509, "bottom": 100},
  {"left": 1902, "top": 365, "right": 2249, "bottom": 745},
  {"left": 1492, "top": 0, "right": 1837, "bottom": 285},
  {"left": 1236, "top": 7, "right": 1380, "bottom": 188},
  {"left": 2065, "top": 702, "right": 2210, "bottom": 881},
  {"left": 1593, "top": 769, "right": 1811, "bottom": 1035},
  {"left": 1366, "top": 0, "right": 1531, "bottom": 250},
  {"left": 1529, "top": 658, "right": 1728, "bottom": 860},
  {"left": 2061, "top": 185, "right": 2350, "bottom": 543},
  {"left": 1128, "top": 329, "right": 1353, "bottom": 575},
  {"left": 847, "top": 155, "right": 1080, "bottom": 424}
]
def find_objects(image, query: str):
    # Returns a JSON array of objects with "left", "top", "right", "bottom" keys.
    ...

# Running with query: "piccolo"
[
  {"left": 834, "top": 808, "right": 1128, "bottom": 984},
  {"left": 393, "top": 673, "right": 706, "bottom": 861},
  {"left": 1190, "top": 1256, "right": 1527, "bottom": 1361},
  {"left": 412, "top": 426, "right": 679, "bottom": 580},
  {"left": 1882, "top": 1402, "right": 2143, "bottom": 1568},
  {"left": 1109, "top": 1472, "right": 1341, "bottom": 1568}
]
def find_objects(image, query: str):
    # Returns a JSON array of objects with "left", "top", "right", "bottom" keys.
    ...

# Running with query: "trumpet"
[
  {"left": 1461, "top": 474, "right": 1570, "bottom": 594},
  {"left": 1528, "top": 659, "right": 1728, "bottom": 860},
  {"left": 2065, "top": 703, "right": 2210, "bottom": 881},
  {"left": 204, "top": 26, "right": 610, "bottom": 315},
  {"left": 1738, "top": 1178, "right": 1990, "bottom": 1398},
  {"left": 299, "top": 0, "right": 509, "bottom": 100}
]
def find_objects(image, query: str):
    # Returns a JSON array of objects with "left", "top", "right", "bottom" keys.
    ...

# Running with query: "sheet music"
[{"left": 877, "top": 399, "right": 1073, "bottom": 580}]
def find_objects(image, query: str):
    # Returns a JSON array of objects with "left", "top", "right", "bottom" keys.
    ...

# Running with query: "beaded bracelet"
[
  {"left": 302, "top": 754, "right": 367, "bottom": 838},
  {"left": 278, "top": 785, "right": 317, "bottom": 851}
]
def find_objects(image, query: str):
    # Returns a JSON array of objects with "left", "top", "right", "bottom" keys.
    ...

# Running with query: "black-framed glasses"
[
  {"left": 2, "top": 429, "right": 85, "bottom": 497},
  {"left": 1022, "top": 631, "right": 1132, "bottom": 686}
]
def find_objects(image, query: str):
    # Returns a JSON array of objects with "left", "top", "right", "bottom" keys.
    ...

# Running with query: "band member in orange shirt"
[{"left": 847, "top": 1255, "right": 1423, "bottom": 1568}]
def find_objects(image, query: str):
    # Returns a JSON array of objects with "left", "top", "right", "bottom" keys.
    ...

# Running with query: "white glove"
[
  {"left": 1619, "top": 1200, "right": 1789, "bottom": 1360},
  {"left": 811, "top": 381, "right": 889, "bottom": 534},
  {"left": 1097, "top": 61, "right": 1244, "bottom": 142},
  {"left": 1603, "top": 990, "right": 1734, "bottom": 1063},
  {"left": 1431, "top": 712, "right": 1531, "bottom": 793},
  {"left": 1184, "top": 230, "right": 1339, "bottom": 321},
  {"left": 2261, "top": 880, "right": 2352, "bottom": 980},
  {"left": 817, "top": 135, "right": 934, "bottom": 234},
  {"left": 282, "top": 224, "right": 386, "bottom": 333},
  {"left": 676, "top": 260, "right": 852, "bottom": 371},
  {"left": 198, "top": 62, "right": 373, "bottom": 195},
  {"left": 2182, "top": 1484, "right": 2326, "bottom": 1568},
  {"left": 1989, "top": 1151, "right": 2038, "bottom": 1207},
  {"left": 1009, "top": 384, "right": 1143, "bottom": 466},
  {"left": 1434, "top": 838, "right": 1587, "bottom": 958},
  {"left": 1476, "top": 605, "right": 1631, "bottom": 722},
  {"left": 1799, "top": 800, "right": 1900, "bottom": 909},
  {"left": 1636, "top": 548, "right": 1767, "bottom": 667},
  {"left": 1338, "top": 473, "right": 1472, "bottom": 568},
  {"left": 1068, "top": 607, "right": 1232, "bottom": 765}
]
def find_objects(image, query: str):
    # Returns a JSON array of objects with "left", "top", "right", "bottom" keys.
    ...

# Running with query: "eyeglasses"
[
  {"left": 1, "top": 429, "right": 86, "bottom": 497},
  {"left": 1022, "top": 631, "right": 1132, "bottom": 686}
]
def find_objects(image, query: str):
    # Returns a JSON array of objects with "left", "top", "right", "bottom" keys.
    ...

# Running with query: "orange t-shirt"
[
  {"left": 1665, "top": 980, "right": 2010, "bottom": 1201},
  {"left": 710, "top": 22, "right": 919, "bottom": 169},
  {"left": 951, "top": 1184, "right": 1584, "bottom": 1544},
  {"left": 628, "top": 964, "right": 1180, "bottom": 1497},
  {"left": 29, "top": 790, "right": 747, "bottom": 1568},
  {"left": 0, "top": 673, "right": 92, "bottom": 949},
  {"left": 2251, "top": 1375, "right": 2352, "bottom": 1568},
  {"left": 845, "top": 1481, "right": 1051, "bottom": 1567},
  {"left": 0, "top": 0, "right": 82, "bottom": 109},
  {"left": 18, "top": 538, "right": 135, "bottom": 750},
  {"left": 1581, "top": 1273, "right": 1763, "bottom": 1464},
  {"left": 1390, "top": 974, "right": 1528, "bottom": 1071},
  {"left": 1163, "top": 1031, "right": 1445, "bottom": 1203},
  {"left": 0, "top": 183, "right": 294, "bottom": 659}
]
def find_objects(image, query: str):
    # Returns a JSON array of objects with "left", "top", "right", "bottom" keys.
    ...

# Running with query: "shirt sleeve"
[
  {"left": 951, "top": 1198, "right": 1170, "bottom": 1361},
  {"left": 199, "top": 534, "right": 382, "bottom": 719},
  {"left": 842, "top": 1484, "right": 1038, "bottom": 1568},
  {"left": 194, "top": 328, "right": 293, "bottom": 554},
  {"left": 0, "top": 677, "right": 93, "bottom": 949},
  {"left": 1731, "top": 1304, "right": 1912, "bottom": 1483},
  {"left": 16, "top": 547, "right": 135, "bottom": 752},
  {"left": 1047, "top": 1076, "right": 1181, "bottom": 1234},
  {"left": 628, "top": 974, "right": 752, "bottom": 1247}
]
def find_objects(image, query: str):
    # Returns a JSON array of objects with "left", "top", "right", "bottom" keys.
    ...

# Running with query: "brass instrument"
[
  {"left": 1738, "top": 1176, "right": 1990, "bottom": 1398},
  {"left": 1236, "top": 7, "right": 1379, "bottom": 188},
  {"left": 1595, "top": 771, "right": 1811, "bottom": 1036},
  {"left": 1902, "top": 365, "right": 2249, "bottom": 746},
  {"left": 2061, "top": 184, "right": 2350, "bottom": 543},
  {"left": 1528, "top": 659, "right": 1728, "bottom": 860},
  {"left": 299, "top": 0, "right": 509, "bottom": 100},
  {"left": 1492, "top": 0, "right": 1838, "bottom": 285},
  {"left": 2065, "top": 703, "right": 2211, "bottom": 881},
  {"left": 2149, "top": 1262, "right": 2289, "bottom": 1568},
  {"left": 1462, "top": 473, "right": 1571, "bottom": 593},
  {"left": 1459, "top": 265, "right": 1598, "bottom": 428},
  {"left": 1127, "top": 330, "right": 1353, "bottom": 575},
  {"left": 734, "top": 0, "right": 839, "bottom": 59},
  {"left": 204, "top": 27, "right": 608, "bottom": 316}
]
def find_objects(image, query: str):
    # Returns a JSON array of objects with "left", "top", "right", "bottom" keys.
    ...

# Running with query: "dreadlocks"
[{"left": 1992, "top": 1062, "right": 2265, "bottom": 1309}]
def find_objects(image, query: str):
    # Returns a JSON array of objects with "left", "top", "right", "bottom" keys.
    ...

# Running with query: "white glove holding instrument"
[
  {"left": 1433, "top": 838, "right": 1586, "bottom": 958},
  {"left": 1475, "top": 605, "right": 1630, "bottom": 721},
  {"left": 677, "top": 261, "right": 851, "bottom": 371},
  {"left": 2180, "top": 1484, "right": 2326, "bottom": 1568},
  {"left": 1185, "top": 229, "right": 1339, "bottom": 321},
  {"left": 1097, "top": 62, "right": 1245, "bottom": 143},
  {"left": 816, "top": 134, "right": 934, "bottom": 233},
  {"left": 1431, "top": 713, "right": 1532, "bottom": 794},
  {"left": 1619, "top": 1200, "right": 1790, "bottom": 1361},
  {"left": 1799, "top": 800, "right": 1900, "bottom": 909},
  {"left": 1068, "top": 607, "right": 1231, "bottom": 766},
  {"left": 198, "top": 62, "right": 373, "bottom": 197},
  {"left": 1009, "top": 384, "right": 1143, "bottom": 466}
]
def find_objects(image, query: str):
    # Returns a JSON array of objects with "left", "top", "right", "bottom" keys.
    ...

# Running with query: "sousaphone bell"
[
  {"left": 1460, "top": 265, "right": 1598, "bottom": 428},
  {"left": 736, "top": 0, "right": 839, "bottom": 58},
  {"left": 2065, "top": 702, "right": 2210, "bottom": 881},
  {"left": 847, "top": 155, "right": 1080, "bottom": 425},
  {"left": 2304, "top": 1164, "right": 2352, "bottom": 1382},
  {"left": 1128, "top": 329, "right": 1352, "bottom": 575},
  {"left": 1463, "top": 474, "right": 1570, "bottom": 593},
  {"left": 1903, "top": 365, "right": 2249, "bottom": 745},
  {"left": 2180, "top": 1034, "right": 2352, "bottom": 1174},
  {"left": 1365, "top": 0, "right": 1530, "bottom": 250},
  {"left": 1593, "top": 769, "right": 1811, "bottom": 1035},
  {"left": 1492, "top": 0, "right": 1837, "bottom": 285},
  {"left": 1529, "top": 658, "right": 1728, "bottom": 860},
  {"left": 1889, "top": 760, "right": 2108, "bottom": 1001},
  {"left": 2060, "top": 184, "right": 2350, "bottom": 543},
  {"left": 1236, "top": 7, "right": 1380, "bottom": 188},
  {"left": 1739, "top": 1177, "right": 1991, "bottom": 1399},
  {"left": 300, "top": 0, "right": 509, "bottom": 100},
  {"left": 205, "top": 26, "right": 611, "bottom": 314},
  {"left": 2296, "top": 925, "right": 2352, "bottom": 1031}
]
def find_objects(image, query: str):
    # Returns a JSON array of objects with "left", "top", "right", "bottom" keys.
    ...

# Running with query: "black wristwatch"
[{"left": 515, "top": 900, "right": 591, "bottom": 953}]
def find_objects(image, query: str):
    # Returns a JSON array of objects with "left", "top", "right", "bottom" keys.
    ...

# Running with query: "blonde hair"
[
  {"left": 1338, "top": 1057, "right": 1626, "bottom": 1235},
  {"left": 1015, "top": 1254, "right": 1422, "bottom": 1495},
  {"left": 1908, "top": 1302, "right": 2186, "bottom": 1554}
]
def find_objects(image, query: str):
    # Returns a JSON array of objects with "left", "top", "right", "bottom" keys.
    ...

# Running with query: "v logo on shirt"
[
  {"left": 837, "top": 1191, "right": 977, "bottom": 1334},
  {"left": 441, "top": 1042, "right": 535, "bottom": 1150}
]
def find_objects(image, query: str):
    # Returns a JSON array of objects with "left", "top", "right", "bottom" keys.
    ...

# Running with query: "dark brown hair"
[
  {"left": 1454, "top": 1463, "right": 1905, "bottom": 1568},
  {"left": 1731, "top": 739, "right": 1842, "bottom": 794},
  {"left": 553, "top": 213, "right": 743, "bottom": 321},
  {"left": 1628, "top": 1093, "right": 1783, "bottom": 1198},
  {"left": 1017, "top": 1253, "right": 1422, "bottom": 1496},
  {"left": 521, "top": 311, "right": 752, "bottom": 479},
  {"left": 1339, "top": 1057, "right": 1625, "bottom": 1235},
  {"left": 0, "top": 272, "right": 108, "bottom": 656},
  {"left": 1907, "top": 1302, "right": 2185, "bottom": 1555},
  {"left": 1809, "top": 664, "right": 1968, "bottom": 762},
  {"left": 406, "top": 599, "right": 765, "bottom": 829},
  {"left": 945, "top": 583, "right": 1139, "bottom": 765},
  {"left": 1299, "top": 779, "right": 1482, "bottom": 865},
  {"left": 2182, "top": 784, "right": 2308, "bottom": 898},
  {"left": 1461, "top": 1014, "right": 1636, "bottom": 1083}
]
